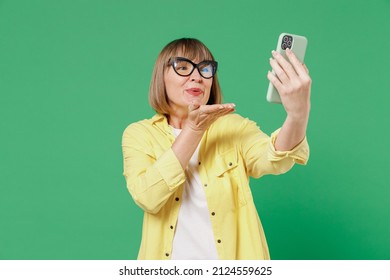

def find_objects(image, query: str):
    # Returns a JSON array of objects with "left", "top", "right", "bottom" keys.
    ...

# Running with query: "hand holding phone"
[{"left": 266, "top": 33, "right": 308, "bottom": 103}]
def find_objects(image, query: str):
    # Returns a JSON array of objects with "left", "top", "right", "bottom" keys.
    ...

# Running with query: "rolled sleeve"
[
  {"left": 122, "top": 123, "right": 186, "bottom": 214},
  {"left": 155, "top": 148, "right": 186, "bottom": 191},
  {"left": 268, "top": 128, "right": 310, "bottom": 165}
]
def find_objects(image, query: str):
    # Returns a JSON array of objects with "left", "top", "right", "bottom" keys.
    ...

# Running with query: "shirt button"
[
  {"left": 211, "top": 212, "right": 215, "bottom": 216},
  {"left": 217, "top": 239, "right": 222, "bottom": 243},
  {"left": 165, "top": 253, "right": 170, "bottom": 257},
  {"left": 229, "top": 162, "right": 233, "bottom": 166},
  {"left": 170, "top": 225, "right": 173, "bottom": 229},
  {"left": 204, "top": 183, "right": 208, "bottom": 187},
  {"left": 198, "top": 161, "right": 201, "bottom": 165},
  {"left": 175, "top": 197, "right": 179, "bottom": 201}
]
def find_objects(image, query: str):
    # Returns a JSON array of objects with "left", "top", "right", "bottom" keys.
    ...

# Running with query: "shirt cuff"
[{"left": 268, "top": 128, "right": 310, "bottom": 165}]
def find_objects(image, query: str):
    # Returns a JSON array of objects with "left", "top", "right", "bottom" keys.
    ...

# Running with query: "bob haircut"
[{"left": 149, "top": 38, "right": 222, "bottom": 115}]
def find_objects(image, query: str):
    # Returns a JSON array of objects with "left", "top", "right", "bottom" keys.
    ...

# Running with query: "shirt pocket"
[{"left": 215, "top": 148, "right": 247, "bottom": 207}]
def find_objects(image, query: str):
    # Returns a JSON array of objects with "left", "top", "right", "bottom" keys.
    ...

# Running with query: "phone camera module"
[{"left": 281, "top": 35, "right": 293, "bottom": 50}]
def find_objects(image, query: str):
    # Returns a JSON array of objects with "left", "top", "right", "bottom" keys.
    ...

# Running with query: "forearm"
[
  {"left": 267, "top": 47, "right": 312, "bottom": 151},
  {"left": 172, "top": 127, "right": 204, "bottom": 169},
  {"left": 123, "top": 143, "right": 186, "bottom": 214},
  {"left": 274, "top": 114, "right": 309, "bottom": 151}
]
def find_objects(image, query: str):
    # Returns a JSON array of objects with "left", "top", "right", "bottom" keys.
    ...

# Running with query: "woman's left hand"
[{"left": 267, "top": 48, "right": 311, "bottom": 122}]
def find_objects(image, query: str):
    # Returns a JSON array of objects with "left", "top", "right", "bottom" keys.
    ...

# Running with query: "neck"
[
  {"left": 167, "top": 103, "right": 190, "bottom": 128},
  {"left": 168, "top": 112, "right": 187, "bottom": 129}
]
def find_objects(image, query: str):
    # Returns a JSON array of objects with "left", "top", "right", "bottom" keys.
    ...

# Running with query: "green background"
[{"left": 1, "top": 0, "right": 389, "bottom": 260}]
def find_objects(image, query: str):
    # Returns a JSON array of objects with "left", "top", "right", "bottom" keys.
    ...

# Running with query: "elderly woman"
[{"left": 122, "top": 38, "right": 310, "bottom": 260}]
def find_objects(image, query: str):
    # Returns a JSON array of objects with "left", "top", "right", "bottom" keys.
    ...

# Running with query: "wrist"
[
  {"left": 286, "top": 106, "right": 310, "bottom": 123},
  {"left": 285, "top": 113, "right": 309, "bottom": 127},
  {"left": 182, "top": 125, "right": 205, "bottom": 137}
]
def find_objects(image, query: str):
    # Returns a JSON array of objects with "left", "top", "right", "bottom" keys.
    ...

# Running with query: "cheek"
[
  {"left": 165, "top": 70, "right": 187, "bottom": 91},
  {"left": 205, "top": 80, "right": 213, "bottom": 94}
]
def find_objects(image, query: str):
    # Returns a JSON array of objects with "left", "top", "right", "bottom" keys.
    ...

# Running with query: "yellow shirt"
[{"left": 122, "top": 113, "right": 309, "bottom": 260}]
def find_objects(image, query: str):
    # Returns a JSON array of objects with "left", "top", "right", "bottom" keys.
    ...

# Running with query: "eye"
[
  {"left": 177, "top": 65, "right": 188, "bottom": 71},
  {"left": 200, "top": 65, "right": 212, "bottom": 73},
  {"left": 175, "top": 61, "right": 190, "bottom": 71}
]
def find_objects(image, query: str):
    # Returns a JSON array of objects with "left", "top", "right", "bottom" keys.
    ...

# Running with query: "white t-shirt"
[{"left": 170, "top": 126, "right": 219, "bottom": 260}]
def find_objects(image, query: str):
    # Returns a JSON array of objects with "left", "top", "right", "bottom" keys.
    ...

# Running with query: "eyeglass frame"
[{"left": 168, "top": 57, "right": 218, "bottom": 79}]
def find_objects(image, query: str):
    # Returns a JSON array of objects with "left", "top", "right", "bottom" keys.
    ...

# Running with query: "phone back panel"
[{"left": 266, "top": 33, "right": 308, "bottom": 103}]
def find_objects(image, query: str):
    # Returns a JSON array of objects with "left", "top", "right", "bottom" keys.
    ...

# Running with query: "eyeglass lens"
[{"left": 172, "top": 58, "right": 216, "bottom": 79}]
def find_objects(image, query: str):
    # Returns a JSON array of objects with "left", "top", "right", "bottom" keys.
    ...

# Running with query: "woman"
[{"left": 122, "top": 38, "right": 311, "bottom": 260}]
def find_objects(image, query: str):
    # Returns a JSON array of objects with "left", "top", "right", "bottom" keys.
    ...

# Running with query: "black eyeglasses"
[{"left": 169, "top": 57, "right": 218, "bottom": 79}]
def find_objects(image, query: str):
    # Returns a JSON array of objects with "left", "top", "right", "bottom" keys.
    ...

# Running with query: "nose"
[{"left": 189, "top": 67, "right": 202, "bottom": 82}]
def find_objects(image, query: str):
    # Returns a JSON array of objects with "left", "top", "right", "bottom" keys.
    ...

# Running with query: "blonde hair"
[{"left": 149, "top": 38, "right": 222, "bottom": 115}]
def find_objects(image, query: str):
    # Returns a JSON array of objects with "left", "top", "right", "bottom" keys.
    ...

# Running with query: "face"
[{"left": 164, "top": 56, "right": 213, "bottom": 115}]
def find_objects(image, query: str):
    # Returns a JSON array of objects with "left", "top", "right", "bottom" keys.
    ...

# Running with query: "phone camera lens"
[{"left": 281, "top": 35, "right": 293, "bottom": 50}]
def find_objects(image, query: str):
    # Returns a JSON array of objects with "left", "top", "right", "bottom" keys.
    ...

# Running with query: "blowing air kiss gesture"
[{"left": 122, "top": 38, "right": 311, "bottom": 260}]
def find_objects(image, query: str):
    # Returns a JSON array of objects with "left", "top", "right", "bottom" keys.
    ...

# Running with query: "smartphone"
[{"left": 266, "top": 33, "right": 308, "bottom": 103}]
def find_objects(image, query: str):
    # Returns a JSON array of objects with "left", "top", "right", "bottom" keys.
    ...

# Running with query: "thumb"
[{"left": 188, "top": 102, "right": 201, "bottom": 112}]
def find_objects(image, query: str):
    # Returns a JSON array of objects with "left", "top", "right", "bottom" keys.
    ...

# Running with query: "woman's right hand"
[{"left": 186, "top": 102, "right": 236, "bottom": 133}]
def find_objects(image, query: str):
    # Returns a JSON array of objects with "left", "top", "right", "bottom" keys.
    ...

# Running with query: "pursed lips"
[{"left": 185, "top": 88, "right": 203, "bottom": 96}]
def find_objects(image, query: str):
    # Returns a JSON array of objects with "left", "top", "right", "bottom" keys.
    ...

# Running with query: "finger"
[
  {"left": 214, "top": 105, "right": 235, "bottom": 118},
  {"left": 271, "top": 50, "right": 298, "bottom": 79},
  {"left": 214, "top": 106, "right": 235, "bottom": 119},
  {"left": 267, "top": 70, "right": 284, "bottom": 93},
  {"left": 220, "top": 103, "right": 236, "bottom": 109},
  {"left": 302, "top": 63, "right": 309, "bottom": 74},
  {"left": 199, "top": 104, "right": 218, "bottom": 113},
  {"left": 219, "top": 104, "right": 236, "bottom": 116},
  {"left": 285, "top": 48, "right": 308, "bottom": 77},
  {"left": 218, "top": 103, "right": 236, "bottom": 113},
  {"left": 269, "top": 57, "right": 290, "bottom": 84},
  {"left": 205, "top": 103, "right": 235, "bottom": 112},
  {"left": 200, "top": 103, "right": 235, "bottom": 116},
  {"left": 188, "top": 102, "right": 201, "bottom": 112}
]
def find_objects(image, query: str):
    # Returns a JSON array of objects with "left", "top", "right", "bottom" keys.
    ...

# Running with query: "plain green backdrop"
[{"left": 1, "top": 0, "right": 389, "bottom": 260}]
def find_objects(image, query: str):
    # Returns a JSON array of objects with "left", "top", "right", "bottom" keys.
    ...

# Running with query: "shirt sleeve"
[
  {"left": 122, "top": 123, "right": 185, "bottom": 214},
  {"left": 239, "top": 118, "right": 310, "bottom": 179},
  {"left": 268, "top": 128, "right": 309, "bottom": 164}
]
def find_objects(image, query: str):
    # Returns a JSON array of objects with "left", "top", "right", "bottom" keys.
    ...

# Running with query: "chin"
[{"left": 185, "top": 95, "right": 206, "bottom": 105}]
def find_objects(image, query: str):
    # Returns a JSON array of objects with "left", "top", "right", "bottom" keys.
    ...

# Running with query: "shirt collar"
[
  {"left": 151, "top": 113, "right": 167, "bottom": 124},
  {"left": 151, "top": 113, "right": 172, "bottom": 135}
]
